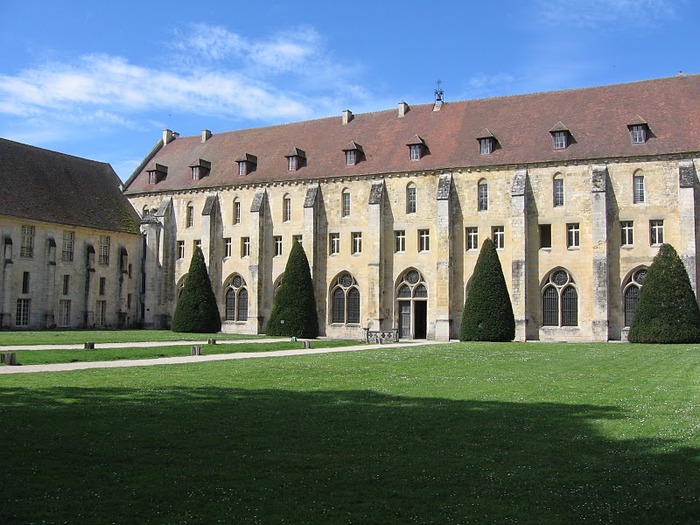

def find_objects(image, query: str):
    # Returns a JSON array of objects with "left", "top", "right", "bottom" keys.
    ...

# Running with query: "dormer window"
[
  {"left": 549, "top": 122, "right": 571, "bottom": 150},
  {"left": 406, "top": 135, "right": 426, "bottom": 160},
  {"left": 628, "top": 117, "right": 650, "bottom": 144},
  {"left": 189, "top": 159, "right": 211, "bottom": 180},
  {"left": 147, "top": 163, "right": 168, "bottom": 184},
  {"left": 476, "top": 129, "right": 498, "bottom": 155},
  {"left": 285, "top": 147, "right": 306, "bottom": 171},
  {"left": 236, "top": 153, "right": 257, "bottom": 176},
  {"left": 342, "top": 141, "right": 364, "bottom": 166}
]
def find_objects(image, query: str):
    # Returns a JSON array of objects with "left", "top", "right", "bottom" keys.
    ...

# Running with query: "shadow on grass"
[{"left": 0, "top": 387, "right": 698, "bottom": 524}]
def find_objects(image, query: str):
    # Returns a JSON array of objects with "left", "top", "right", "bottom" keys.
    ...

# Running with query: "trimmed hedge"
[
  {"left": 171, "top": 246, "right": 222, "bottom": 333},
  {"left": 628, "top": 243, "right": 700, "bottom": 343},
  {"left": 459, "top": 238, "right": 515, "bottom": 342},
  {"left": 266, "top": 241, "right": 319, "bottom": 338}
]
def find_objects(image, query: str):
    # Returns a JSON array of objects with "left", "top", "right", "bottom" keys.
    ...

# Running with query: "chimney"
[
  {"left": 162, "top": 129, "right": 178, "bottom": 145},
  {"left": 398, "top": 101, "right": 410, "bottom": 117},
  {"left": 342, "top": 109, "right": 353, "bottom": 125},
  {"left": 202, "top": 129, "right": 212, "bottom": 143}
]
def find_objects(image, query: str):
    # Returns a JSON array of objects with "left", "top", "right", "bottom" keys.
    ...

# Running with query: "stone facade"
[{"left": 122, "top": 75, "right": 700, "bottom": 341}]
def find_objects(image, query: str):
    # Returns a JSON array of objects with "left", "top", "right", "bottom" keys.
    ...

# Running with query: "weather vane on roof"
[{"left": 434, "top": 79, "right": 445, "bottom": 104}]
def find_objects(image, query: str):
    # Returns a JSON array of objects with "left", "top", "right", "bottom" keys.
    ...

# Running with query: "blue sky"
[{"left": 0, "top": 0, "right": 696, "bottom": 181}]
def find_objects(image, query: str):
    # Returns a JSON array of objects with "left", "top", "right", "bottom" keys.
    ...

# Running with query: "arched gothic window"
[
  {"left": 330, "top": 272, "right": 360, "bottom": 324},
  {"left": 225, "top": 275, "right": 248, "bottom": 321},
  {"left": 542, "top": 269, "right": 578, "bottom": 327},
  {"left": 623, "top": 267, "right": 647, "bottom": 327}
]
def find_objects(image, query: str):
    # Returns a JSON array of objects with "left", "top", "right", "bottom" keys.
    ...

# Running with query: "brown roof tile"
[
  {"left": 124, "top": 74, "right": 700, "bottom": 195},
  {"left": 0, "top": 138, "right": 141, "bottom": 234}
]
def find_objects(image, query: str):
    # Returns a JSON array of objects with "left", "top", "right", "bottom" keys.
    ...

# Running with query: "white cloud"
[{"left": 536, "top": 0, "right": 678, "bottom": 27}]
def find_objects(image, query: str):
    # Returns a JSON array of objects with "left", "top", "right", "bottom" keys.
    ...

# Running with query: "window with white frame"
[
  {"left": 293, "top": 234, "right": 303, "bottom": 244},
  {"left": 233, "top": 199, "right": 241, "bottom": 224},
  {"left": 478, "top": 180, "right": 488, "bottom": 211},
  {"left": 553, "top": 176, "right": 564, "bottom": 207},
  {"left": 466, "top": 227, "right": 479, "bottom": 251},
  {"left": 418, "top": 229, "right": 430, "bottom": 252},
  {"left": 394, "top": 230, "right": 405, "bottom": 253},
  {"left": 630, "top": 124, "right": 648, "bottom": 144},
  {"left": 409, "top": 144, "right": 422, "bottom": 161},
  {"left": 224, "top": 238, "right": 232, "bottom": 258},
  {"left": 342, "top": 190, "right": 351, "bottom": 217},
  {"left": 406, "top": 184, "right": 417, "bottom": 214},
  {"left": 283, "top": 196, "right": 291, "bottom": 222},
  {"left": 177, "top": 240, "right": 185, "bottom": 259},
  {"left": 650, "top": 220, "right": 664, "bottom": 245},
  {"left": 329, "top": 233, "right": 340, "bottom": 255},
  {"left": 241, "top": 237, "right": 251, "bottom": 257},
  {"left": 99, "top": 236, "right": 110, "bottom": 265},
  {"left": 20, "top": 225, "right": 34, "bottom": 258},
  {"left": 566, "top": 223, "right": 580, "bottom": 248},
  {"left": 186, "top": 203, "right": 194, "bottom": 227},
  {"left": 479, "top": 138, "right": 493, "bottom": 155},
  {"left": 62, "top": 231, "right": 75, "bottom": 262},
  {"left": 16, "top": 298, "right": 30, "bottom": 327},
  {"left": 345, "top": 150, "right": 356, "bottom": 166},
  {"left": 274, "top": 236, "right": 283, "bottom": 257},
  {"left": 58, "top": 300, "right": 71, "bottom": 327},
  {"left": 621, "top": 221, "right": 634, "bottom": 246},
  {"left": 552, "top": 131, "right": 568, "bottom": 149},
  {"left": 351, "top": 232, "right": 362, "bottom": 254},
  {"left": 492, "top": 226, "right": 505, "bottom": 249},
  {"left": 96, "top": 300, "right": 107, "bottom": 326},
  {"left": 633, "top": 174, "right": 645, "bottom": 204}
]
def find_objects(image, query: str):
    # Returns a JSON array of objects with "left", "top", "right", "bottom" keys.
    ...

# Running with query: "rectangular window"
[
  {"left": 293, "top": 235, "right": 303, "bottom": 244},
  {"left": 241, "top": 237, "right": 251, "bottom": 258},
  {"left": 410, "top": 144, "right": 421, "bottom": 160},
  {"left": 621, "top": 221, "right": 634, "bottom": 246},
  {"left": 274, "top": 236, "right": 283, "bottom": 256},
  {"left": 345, "top": 150, "right": 356, "bottom": 166},
  {"left": 633, "top": 175, "right": 645, "bottom": 204},
  {"left": 329, "top": 233, "right": 340, "bottom": 255},
  {"left": 224, "top": 238, "right": 232, "bottom": 258},
  {"left": 418, "top": 229, "right": 430, "bottom": 252},
  {"left": 186, "top": 204, "right": 194, "bottom": 228},
  {"left": 288, "top": 156, "right": 298, "bottom": 171},
  {"left": 553, "top": 178, "right": 564, "bottom": 207},
  {"left": 99, "top": 277, "right": 106, "bottom": 295},
  {"left": 63, "top": 275, "right": 70, "bottom": 295},
  {"left": 177, "top": 240, "right": 185, "bottom": 259},
  {"left": 58, "top": 300, "right": 71, "bottom": 327},
  {"left": 466, "top": 227, "right": 479, "bottom": 251},
  {"left": 553, "top": 131, "right": 568, "bottom": 149},
  {"left": 62, "top": 231, "right": 75, "bottom": 262},
  {"left": 394, "top": 230, "right": 406, "bottom": 253},
  {"left": 492, "top": 226, "right": 505, "bottom": 249},
  {"left": 540, "top": 225, "right": 552, "bottom": 249},
  {"left": 650, "top": 220, "right": 664, "bottom": 245},
  {"left": 99, "top": 236, "right": 110, "bottom": 265},
  {"left": 96, "top": 300, "right": 107, "bottom": 326},
  {"left": 479, "top": 138, "right": 492, "bottom": 155},
  {"left": 351, "top": 232, "right": 362, "bottom": 254},
  {"left": 283, "top": 197, "right": 291, "bottom": 222},
  {"left": 22, "top": 272, "right": 30, "bottom": 294},
  {"left": 406, "top": 187, "right": 417, "bottom": 214},
  {"left": 234, "top": 201, "right": 241, "bottom": 224},
  {"left": 191, "top": 166, "right": 200, "bottom": 181},
  {"left": 194, "top": 239, "right": 201, "bottom": 251},
  {"left": 567, "top": 223, "right": 580, "bottom": 248},
  {"left": 342, "top": 192, "right": 351, "bottom": 217},
  {"left": 20, "top": 225, "right": 34, "bottom": 258},
  {"left": 127, "top": 294, "right": 132, "bottom": 309},
  {"left": 631, "top": 125, "right": 647, "bottom": 144},
  {"left": 478, "top": 183, "right": 488, "bottom": 211},
  {"left": 16, "top": 298, "right": 30, "bottom": 327}
]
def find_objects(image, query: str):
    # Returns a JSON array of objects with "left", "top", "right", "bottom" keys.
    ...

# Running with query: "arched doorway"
[{"left": 396, "top": 269, "right": 428, "bottom": 339}]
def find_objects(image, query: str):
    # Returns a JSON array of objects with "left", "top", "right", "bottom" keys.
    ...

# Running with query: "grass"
[
  {"left": 3, "top": 339, "right": 363, "bottom": 365},
  {"left": 1, "top": 341, "right": 698, "bottom": 524},
  {"left": 0, "top": 329, "right": 271, "bottom": 346}
]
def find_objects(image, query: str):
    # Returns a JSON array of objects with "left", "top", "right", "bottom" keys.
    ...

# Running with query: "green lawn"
[{"left": 1, "top": 342, "right": 698, "bottom": 524}]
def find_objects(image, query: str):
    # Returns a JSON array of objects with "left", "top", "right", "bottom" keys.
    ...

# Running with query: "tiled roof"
[
  {"left": 124, "top": 74, "right": 700, "bottom": 195},
  {"left": 0, "top": 138, "right": 141, "bottom": 234}
]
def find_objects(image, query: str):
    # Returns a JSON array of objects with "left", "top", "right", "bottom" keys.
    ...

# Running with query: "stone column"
[
  {"left": 678, "top": 160, "right": 698, "bottom": 294},
  {"left": 0, "top": 236, "right": 14, "bottom": 327},
  {"left": 249, "top": 188, "right": 267, "bottom": 333},
  {"left": 201, "top": 194, "right": 222, "bottom": 303},
  {"left": 510, "top": 169, "right": 528, "bottom": 341},
  {"left": 590, "top": 165, "right": 610, "bottom": 341},
  {"left": 434, "top": 172, "right": 452, "bottom": 341}
]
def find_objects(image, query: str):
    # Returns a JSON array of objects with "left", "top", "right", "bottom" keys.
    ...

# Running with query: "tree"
[
  {"left": 459, "top": 238, "right": 515, "bottom": 341},
  {"left": 171, "top": 246, "right": 222, "bottom": 333},
  {"left": 628, "top": 243, "right": 700, "bottom": 343},
  {"left": 266, "top": 241, "right": 319, "bottom": 338}
]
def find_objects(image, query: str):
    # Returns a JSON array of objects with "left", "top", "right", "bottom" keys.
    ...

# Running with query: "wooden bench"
[{"left": 364, "top": 328, "right": 399, "bottom": 344}]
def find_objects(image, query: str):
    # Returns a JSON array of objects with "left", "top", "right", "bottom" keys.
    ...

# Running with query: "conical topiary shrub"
[
  {"left": 171, "top": 246, "right": 222, "bottom": 333},
  {"left": 266, "top": 241, "right": 319, "bottom": 338},
  {"left": 459, "top": 238, "right": 515, "bottom": 341},
  {"left": 628, "top": 243, "right": 700, "bottom": 343}
]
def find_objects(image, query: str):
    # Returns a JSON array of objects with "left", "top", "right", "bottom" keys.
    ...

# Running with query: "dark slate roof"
[
  {"left": 0, "top": 138, "right": 140, "bottom": 234},
  {"left": 124, "top": 74, "right": 700, "bottom": 195}
]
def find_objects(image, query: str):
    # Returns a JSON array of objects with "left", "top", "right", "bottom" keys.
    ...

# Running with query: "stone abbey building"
[
  {"left": 122, "top": 74, "right": 700, "bottom": 342},
  {"left": 3, "top": 75, "right": 700, "bottom": 340}
]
